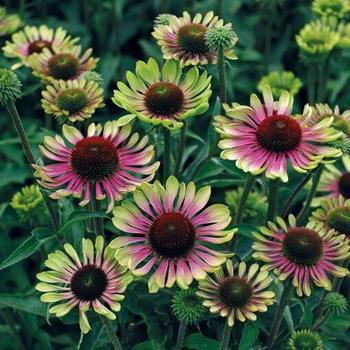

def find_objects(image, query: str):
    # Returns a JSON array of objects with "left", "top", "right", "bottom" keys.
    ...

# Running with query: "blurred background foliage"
[{"left": 0, "top": 0, "right": 349, "bottom": 349}]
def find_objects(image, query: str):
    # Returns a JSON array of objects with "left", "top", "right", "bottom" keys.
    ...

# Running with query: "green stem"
[
  {"left": 0, "top": 310, "right": 26, "bottom": 350},
  {"left": 219, "top": 323, "right": 232, "bottom": 350},
  {"left": 281, "top": 169, "right": 314, "bottom": 219},
  {"left": 266, "top": 280, "right": 293, "bottom": 350},
  {"left": 217, "top": 47, "right": 227, "bottom": 104},
  {"left": 307, "top": 65, "right": 316, "bottom": 105},
  {"left": 100, "top": 316, "right": 123, "bottom": 350},
  {"left": 297, "top": 164, "right": 324, "bottom": 225},
  {"left": 266, "top": 179, "right": 279, "bottom": 222},
  {"left": 230, "top": 174, "right": 255, "bottom": 252},
  {"left": 175, "top": 321, "right": 188, "bottom": 350},
  {"left": 163, "top": 128, "right": 171, "bottom": 182},
  {"left": 5, "top": 100, "right": 60, "bottom": 232},
  {"left": 317, "top": 59, "right": 329, "bottom": 102},
  {"left": 174, "top": 122, "right": 186, "bottom": 177},
  {"left": 90, "top": 196, "right": 104, "bottom": 236},
  {"left": 190, "top": 155, "right": 210, "bottom": 181},
  {"left": 312, "top": 310, "right": 329, "bottom": 331}
]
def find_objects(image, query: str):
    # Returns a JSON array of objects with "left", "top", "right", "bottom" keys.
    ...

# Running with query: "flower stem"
[
  {"left": 163, "top": 127, "right": 171, "bottom": 182},
  {"left": 174, "top": 122, "right": 186, "bottom": 177},
  {"left": 100, "top": 316, "right": 123, "bottom": 350},
  {"left": 175, "top": 320, "right": 188, "bottom": 350},
  {"left": 230, "top": 174, "right": 255, "bottom": 251},
  {"left": 90, "top": 196, "right": 104, "bottom": 236},
  {"left": 297, "top": 164, "right": 323, "bottom": 225},
  {"left": 217, "top": 47, "right": 227, "bottom": 104},
  {"left": 281, "top": 169, "right": 314, "bottom": 219},
  {"left": 266, "top": 280, "right": 293, "bottom": 350},
  {"left": 5, "top": 99, "right": 60, "bottom": 232},
  {"left": 317, "top": 58, "right": 329, "bottom": 102},
  {"left": 266, "top": 179, "right": 279, "bottom": 222},
  {"left": 219, "top": 323, "right": 232, "bottom": 350},
  {"left": 307, "top": 65, "right": 316, "bottom": 105}
]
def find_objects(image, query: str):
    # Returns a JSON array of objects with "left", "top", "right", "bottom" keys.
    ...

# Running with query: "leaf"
[
  {"left": 238, "top": 323, "right": 260, "bottom": 350},
  {"left": 58, "top": 210, "right": 109, "bottom": 235},
  {"left": 283, "top": 306, "right": 294, "bottom": 333},
  {"left": 184, "top": 333, "right": 221, "bottom": 350},
  {"left": 0, "top": 228, "right": 55, "bottom": 271},
  {"left": 0, "top": 203, "right": 8, "bottom": 219},
  {"left": 133, "top": 340, "right": 164, "bottom": 350},
  {"left": 0, "top": 292, "right": 46, "bottom": 316}
]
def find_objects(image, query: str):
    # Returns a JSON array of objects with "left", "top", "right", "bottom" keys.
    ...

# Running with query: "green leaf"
[
  {"left": 133, "top": 340, "right": 164, "bottom": 350},
  {"left": 58, "top": 210, "right": 109, "bottom": 235},
  {"left": 0, "top": 228, "right": 55, "bottom": 271},
  {"left": 0, "top": 292, "right": 46, "bottom": 316},
  {"left": 238, "top": 323, "right": 260, "bottom": 350},
  {"left": 284, "top": 306, "right": 294, "bottom": 333},
  {"left": 184, "top": 333, "right": 220, "bottom": 350}
]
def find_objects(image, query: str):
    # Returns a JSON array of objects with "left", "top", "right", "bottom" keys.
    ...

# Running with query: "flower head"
[
  {"left": 36, "top": 236, "right": 133, "bottom": 334},
  {"left": 324, "top": 292, "right": 348, "bottom": 315},
  {"left": 197, "top": 260, "right": 275, "bottom": 326},
  {"left": 27, "top": 46, "right": 98, "bottom": 83},
  {"left": 0, "top": 68, "right": 22, "bottom": 105},
  {"left": 312, "top": 0, "right": 350, "bottom": 18},
  {"left": 33, "top": 121, "right": 159, "bottom": 212},
  {"left": 225, "top": 187, "right": 267, "bottom": 223},
  {"left": 154, "top": 14, "right": 173, "bottom": 27},
  {"left": 310, "top": 196, "right": 350, "bottom": 238},
  {"left": 110, "top": 176, "right": 235, "bottom": 293},
  {"left": 205, "top": 26, "right": 238, "bottom": 52},
  {"left": 152, "top": 11, "right": 237, "bottom": 66},
  {"left": 41, "top": 79, "right": 104, "bottom": 123},
  {"left": 258, "top": 71, "right": 302, "bottom": 98},
  {"left": 287, "top": 330, "right": 323, "bottom": 350},
  {"left": 308, "top": 104, "right": 350, "bottom": 137},
  {"left": 253, "top": 215, "right": 350, "bottom": 296},
  {"left": 11, "top": 184, "right": 43, "bottom": 212},
  {"left": 3, "top": 25, "right": 78, "bottom": 69},
  {"left": 318, "top": 155, "right": 350, "bottom": 199},
  {"left": 296, "top": 20, "right": 340, "bottom": 63},
  {"left": 214, "top": 86, "right": 341, "bottom": 182},
  {"left": 171, "top": 288, "right": 206, "bottom": 324},
  {"left": 80, "top": 71, "right": 103, "bottom": 85},
  {"left": 0, "top": 7, "right": 21, "bottom": 37},
  {"left": 337, "top": 21, "right": 350, "bottom": 48},
  {"left": 112, "top": 58, "right": 211, "bottom": 130}
]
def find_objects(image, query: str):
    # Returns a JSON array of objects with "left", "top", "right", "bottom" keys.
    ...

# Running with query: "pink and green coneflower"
[
  {"left": 112, "top": 58, "right": 212, "bottom": 130},
  {"left": 27, "top": 45, "right": 98, "bottom": 83},
  {"left": 33, "top": 121, "right": 160, "bottom": 212},
  {"left": 3, "top": 25, "right": 78, "bottom": 68},
  {"left": 253, "top": 215, "right": 350, "bottom": 296},
  {"left": 197, "top": 260, "right": 275, "bottom": 327},
  {"left": 152, "top": 11, "right": 237, "bottom": 66},
  {"left": 36, "top": 236, "right": 133, "bottom": 334},
  {"left": 214, "top": 86, "right": 342, "bottom": 182},
  {"left": 110, "top": 176, "right": 236, "bottom": 293}
]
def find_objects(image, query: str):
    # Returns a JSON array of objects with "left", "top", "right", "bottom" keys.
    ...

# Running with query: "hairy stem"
[
  {"left": 175, "top": 321, "right": 188, "bottom": 350},
  {"left": 90, "top": 196, "right": 104, "bottom": 236},
  {"left": 219, "top": 323, "right": 232, "bottom": 350},
  {"left": 281, "top": 170, "right": 314, "bottom": 219},
  {"left": 163, "top": 127, "right": 171, "bottom": 182},
  {"left": 217, "top": 47, "right": 227, "bottom": 104},
  {"left": 5, "top": 100, "right": 60, "bottom": 232},
  {"left": 174, "top": 122, "right": 186, "bottom": 177},
  {"left": 297, "top": 164, "right": 323, "bottom": 225},
  {"left": 266, "top": 281, "right": 293, "bottom": 350},
  {"left": 266, "top": 179, "right": 279, "bottom": 222},
  {"left": 100, "top": 316, "right": 123, "bottom": 350}
]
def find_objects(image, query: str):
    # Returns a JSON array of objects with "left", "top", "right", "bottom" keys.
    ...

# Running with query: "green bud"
[
  {"left": 205, "top": 26, "right": 238, "bottom": 52},
  {"left": 171, "top": 288, "right": 206, "bottom": 324},
  {"left": 287, "top": 329, "right": 323, "bottom": 350},
  {"left": 80, "top": 71, "right": 103, "bottom": 85},
  {"left": 324, "top": 292, "right": 348, "bottom": 315},
  {"left": 154, "top": 14, "right": 173, "bottom": 27},
  {"left": 0, "top": 68, "right": 22, "bottom": 105}
]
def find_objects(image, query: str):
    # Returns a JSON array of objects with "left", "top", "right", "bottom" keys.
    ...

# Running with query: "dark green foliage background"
[{"left": 0, "top": 0, "right": 349, "bottom": 349}]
